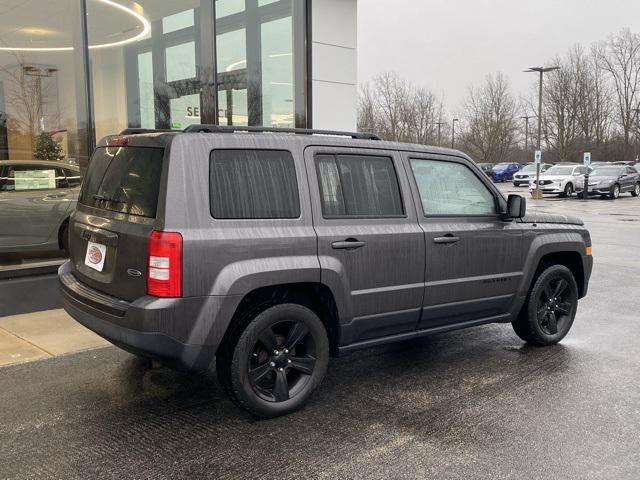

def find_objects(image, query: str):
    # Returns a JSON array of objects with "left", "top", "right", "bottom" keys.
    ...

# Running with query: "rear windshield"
[{"left": 79, "top": 146, "right": 164, "bottom": 218}]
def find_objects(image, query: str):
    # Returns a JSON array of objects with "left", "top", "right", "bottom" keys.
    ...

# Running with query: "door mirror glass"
[{"left": 506, "top": 194, "right": 526, "bottom": 219}]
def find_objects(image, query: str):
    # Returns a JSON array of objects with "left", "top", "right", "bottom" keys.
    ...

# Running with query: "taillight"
[{"left": 147, "top": 231, "right": 182, "bottom": 297}]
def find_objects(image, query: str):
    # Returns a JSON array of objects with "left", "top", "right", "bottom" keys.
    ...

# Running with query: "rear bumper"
[{"left": 58, "top": 261, "right": 216, "bottom": 371}]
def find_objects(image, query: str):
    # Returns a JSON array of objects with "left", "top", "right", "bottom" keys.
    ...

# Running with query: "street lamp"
[
  {"left": 435, "top": 121, "right": 446, "bottom": 147},
  {"left": 524, "top": 66, "right": 560, "bottom": 199},
  {"left": 451, "top": 118, "right": 459, "bottom": 149}
]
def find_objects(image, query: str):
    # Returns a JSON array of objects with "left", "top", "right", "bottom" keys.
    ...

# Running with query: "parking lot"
[{"left": 1, "top": 185, "right": 639, "bottom": 479}]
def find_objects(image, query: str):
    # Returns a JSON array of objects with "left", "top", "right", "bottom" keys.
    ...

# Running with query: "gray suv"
[{"left": 59, "top": 126, "right": 593, "bottom": 418}]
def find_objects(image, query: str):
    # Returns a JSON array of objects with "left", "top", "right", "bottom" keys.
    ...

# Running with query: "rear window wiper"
[{"left": 93, "top": 194, "right": 127, "bottom": 204}]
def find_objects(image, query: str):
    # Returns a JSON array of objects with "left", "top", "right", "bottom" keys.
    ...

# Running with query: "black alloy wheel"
[
  {"left": 535, "top": 276, "right": 575, "bottom": 336},
  {"left": 217, "top": 303, "right": 329, "bottom": 418},
  {"left": 248, "top": 320, "right": 317, "bottom": 403},
  {"left": 512, "top": 265, "right": 579, "bottom": 346},
  {"left": 632, "top": 183, "right": 640, "bottom": 197}
]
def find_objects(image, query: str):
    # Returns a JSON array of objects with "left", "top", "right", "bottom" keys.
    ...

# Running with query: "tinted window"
[
  {"left": 209, "top": 149, "right": 300, "bottom": 219},
  {"left": 315, "top": 154, "right": 404, "bottom": 217},
  {"left": 410, "top": 159, "right": 496, "bottom": 216},
  {"left": 79, "top": 147, "right": 164, "bottom": 218},
  {"left": 0, "top": 165, "right": 67, "bottom": 191}
]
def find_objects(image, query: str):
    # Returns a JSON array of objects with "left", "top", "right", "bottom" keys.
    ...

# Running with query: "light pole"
[
  {"left": 451, "top": 118, "right": 459, "bottom": 149},
  {"left": 632, "top": 107, "right": 640, "bottom": 161},
  {"left": 525, "top": 66, "right": 560, "bottom": 199},
  {"left": 520, "top": 115, "right": 533, "bottom": 162},
  {"left": 436, "top": 121, "right": 446, "bottom": 146}
]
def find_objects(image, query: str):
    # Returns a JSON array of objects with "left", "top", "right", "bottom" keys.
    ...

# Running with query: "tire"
[
  {"left": 512, "top": 265, "right": 579, "bottom": 346},
  {"left": 609, "top": 183, "right": 620, "bottom": 199},
  {"left": 562, "top": 183, "right": 573, "bottom": 198},
  {"left": 216, "top": 303, "right": 329, "bottom": 418},
  {"left": 631, "top": 183, "right": 640, "bottom": 197}
]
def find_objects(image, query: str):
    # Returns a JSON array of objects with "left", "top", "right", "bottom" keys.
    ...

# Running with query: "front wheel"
[
  {"left": 217, "top": 304, "right": 329, "bottom": 418},
  {"left": 512, "top": 265, "right": 579, "bottom": 346},
  {"left": 631, "top": 183, "right": 640, "bottom": 197},
  {"left": 609, "top": 183, "right": 620, "bottom": 199},
  {"left": 562, "top": 183, "right": 574, "bottom": 198}
]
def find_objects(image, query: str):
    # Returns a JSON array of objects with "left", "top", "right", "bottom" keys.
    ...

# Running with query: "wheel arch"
[
  {"left": 57, "top": 216, "right": 70, "bottom": 250},
  {"left": 218, "top": 282, "right": 342, "bottom": 356}
]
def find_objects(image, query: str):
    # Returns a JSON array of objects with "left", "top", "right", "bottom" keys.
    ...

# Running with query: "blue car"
[{"left": 492, "top": 162, "right": 521, "bottom": 182}]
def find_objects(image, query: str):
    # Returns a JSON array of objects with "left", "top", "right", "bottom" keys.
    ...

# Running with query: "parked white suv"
[{"left": 530, "top": 164, "right": 589, "bottom": 197}]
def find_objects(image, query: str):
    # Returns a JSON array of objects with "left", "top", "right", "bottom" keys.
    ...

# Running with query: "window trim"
[
  {"left": 408, "top": 156, "right": 503, "bottom": 219},
  {"left": 208, "top": 148, "right": 302, "bottom": 221},
  {"left": 314, "top": 152, "right": 407, "bottom": 220}
]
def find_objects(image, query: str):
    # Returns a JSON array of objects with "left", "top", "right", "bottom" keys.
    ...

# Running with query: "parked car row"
[{"left": 475, "top": 159, "right": 640, "bottom": 200}]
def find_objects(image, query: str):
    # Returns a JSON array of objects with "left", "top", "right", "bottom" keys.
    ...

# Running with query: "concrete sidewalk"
[{"left": 0, "top": 309, "right": 109, "bottom": 366}]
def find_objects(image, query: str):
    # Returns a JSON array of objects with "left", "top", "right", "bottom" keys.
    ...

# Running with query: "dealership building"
[{"left": 0, "top": 0, "right": 358, "bottom": 315}]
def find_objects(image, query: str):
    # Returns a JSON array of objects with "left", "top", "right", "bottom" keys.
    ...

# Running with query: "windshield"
[
  {"left": 520, "top": 165, "right": 537, "bottom": 173},
  {"left": 545, "top": 166, "right": 574, "bottom": 175},
  {"left": 79, "top": 146, "right": 164, "bottom": 218},
  {"left": 591, "top": 167, "right": 622, "bottom": 176}
]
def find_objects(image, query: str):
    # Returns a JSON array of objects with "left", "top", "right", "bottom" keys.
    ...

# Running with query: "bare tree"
[
  {"left": 357, "top": 72, "right": 443, "bottom": 145},
  {"left": 461, "top": 72, "right": 518, "bottom": 162},
  {"left": 596, "top": 28, "right": 640, "bottom": 158}
]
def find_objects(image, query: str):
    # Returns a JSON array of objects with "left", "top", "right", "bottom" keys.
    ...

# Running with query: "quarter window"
[
  {"left": 410, "top": 159, "right": 496, "bottom": 216},
  {"left": 315, "top": 154, "right": 404, "bottom": 217},
  {"left": 209, "top": 149, "right": 300, "bottom": 219}
]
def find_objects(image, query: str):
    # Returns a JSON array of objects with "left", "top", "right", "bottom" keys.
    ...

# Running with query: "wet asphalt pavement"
[{"left": 1, "top": 187, "right": 639, "bottom": 479}]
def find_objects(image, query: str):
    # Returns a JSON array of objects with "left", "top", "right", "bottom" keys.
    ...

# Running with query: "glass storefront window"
[
  {"left": 0, "top": 0, "right": 308, "bottom": 274},
  {"left": 0, "top": 0, "right": 89, "bottom": 271}
]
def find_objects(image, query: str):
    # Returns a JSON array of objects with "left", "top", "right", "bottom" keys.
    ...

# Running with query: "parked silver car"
[{"left": 0, "top": 160, "right": 80, "bottom": 254}]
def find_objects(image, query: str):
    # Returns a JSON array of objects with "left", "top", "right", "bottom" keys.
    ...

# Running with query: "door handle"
[
  {"left": 433, "top": 235, "right": 460, "bottom": 244},
  {"left": 332, "top": 238, "right": 365, "bottom": 250}
]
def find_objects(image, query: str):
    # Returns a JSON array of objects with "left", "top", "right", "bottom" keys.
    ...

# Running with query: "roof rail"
[
  {"left": 182, "top": 124, "right": 381, "bottom": 140},
  {"left": 119, "top": 128, "right": 176, "bottom": 135}
]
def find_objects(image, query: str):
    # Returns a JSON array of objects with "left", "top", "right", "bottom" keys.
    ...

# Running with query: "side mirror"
[{"left": 506, "top": 194, "right": 526, "bottom": 219}]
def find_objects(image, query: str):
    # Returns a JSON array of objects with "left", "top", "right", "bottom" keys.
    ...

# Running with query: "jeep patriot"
[{"left": 59, "top": 125, "right": 593, "bottom": 418}]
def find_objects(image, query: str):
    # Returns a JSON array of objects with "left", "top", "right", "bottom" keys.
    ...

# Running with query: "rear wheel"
[
  {"left": 512, "top": 265, "right": 579, "bottom": 346},
  {"left": 216, "top": 304, "right": 329, "bottom": 418},
  {"left": 631, "top": 183, "right": 640, "bottom": 197}
]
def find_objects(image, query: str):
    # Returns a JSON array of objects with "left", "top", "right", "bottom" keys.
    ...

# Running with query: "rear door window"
[
  {"left": 79, "top": 147, "right": 164, "bottom": 218},
  {"left": 209, "top": 149, "right": 300, "bottom": 219},
  {"left": 314, "top": 154, "right": 404, "bottom": 217}
]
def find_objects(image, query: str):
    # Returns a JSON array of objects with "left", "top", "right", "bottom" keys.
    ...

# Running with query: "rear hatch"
[{"left": 69, "top": 144, "right": 165, "bottom": 301}]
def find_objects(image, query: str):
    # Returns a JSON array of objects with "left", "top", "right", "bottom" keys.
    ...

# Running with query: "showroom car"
[
  {"left": 576, "top": 165, "right": 640, "bottom": 199},
  {"left": 512, "top": 163, "right": 551, "bottom": 186},
  {"left": 0, "top": 160, "right": 80, "bottom": 255},
  {"left": 529, "top": 163, "right": 589, "bottom": 197}
]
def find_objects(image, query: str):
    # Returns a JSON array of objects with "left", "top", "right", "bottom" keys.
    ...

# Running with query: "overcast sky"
[{"left": 358, "top": 0, "right": 640, "bottom": 115}]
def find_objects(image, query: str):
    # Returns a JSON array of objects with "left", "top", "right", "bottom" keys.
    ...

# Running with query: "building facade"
[{"left": 0, "top": 0, "right": 357, "bottom": 314}]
